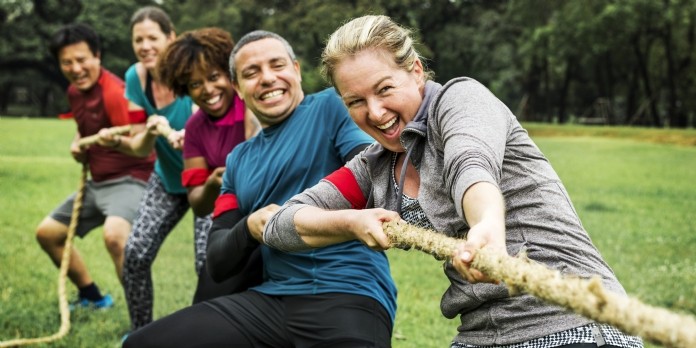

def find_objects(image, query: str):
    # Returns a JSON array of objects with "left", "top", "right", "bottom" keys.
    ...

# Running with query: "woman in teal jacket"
[{"left": 117, "top": 6, "right": 200, "bottom": 332}]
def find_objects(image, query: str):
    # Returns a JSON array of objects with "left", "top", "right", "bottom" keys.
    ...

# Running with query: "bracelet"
[{"left": 111, "top": 135, "right": 122, "bottom": 148}]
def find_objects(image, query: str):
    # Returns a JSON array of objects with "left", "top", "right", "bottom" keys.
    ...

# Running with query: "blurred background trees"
[{"left": 1, "top": 0, "right": 695, "bottom": 127}]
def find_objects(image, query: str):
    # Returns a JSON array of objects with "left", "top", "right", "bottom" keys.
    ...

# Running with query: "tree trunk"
[
  {"left": 0, "top": 81, "right": 12, "bottom": 113},
  {"left": 557, "top": 57, "right": 574, "bottom": 124},
  {"left": 599, "top": 52, "right": 616, "bottom": 125},
  {"left": 662, "top": 21, "right": 680, "bottom": 128},
  {"left": 626, "top": 68, "right": 638, "bottom": 124},
  {"left": 632, "top": 34, "right": 661, "bottom": 127}
]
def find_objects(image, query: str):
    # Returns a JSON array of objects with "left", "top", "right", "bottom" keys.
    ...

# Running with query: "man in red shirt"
[{"left": 35, "top": 23, "right": 154, "bottom": 310}]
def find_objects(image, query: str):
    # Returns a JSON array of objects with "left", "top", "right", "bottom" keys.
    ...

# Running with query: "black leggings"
[{"left": 123, "top": 291, "right": 392, "bottom": 348}]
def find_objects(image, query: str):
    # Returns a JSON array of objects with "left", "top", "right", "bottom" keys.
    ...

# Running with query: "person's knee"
[
  {"left": 35, "top": 218, "right": 68, "bottom": 249},
  {"left": 103, "top": 216, "right": 130, "bottom": 256},
  {"left": 104, "top": 216, "right": 131, "bottom": 245}
]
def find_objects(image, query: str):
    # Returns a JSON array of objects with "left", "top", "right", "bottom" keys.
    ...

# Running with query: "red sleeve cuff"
[
  {"left": 324, "top": 167, "right": 366, "bottom": 209},
  {"left": 182, "top": 168, "right": 211, "bottom": 188},
  {"left": 213, "top": 193, "right": 239, "bottom": 218},
  {"left": 128, "top": 109, "right": 147, "bottom": 124}
]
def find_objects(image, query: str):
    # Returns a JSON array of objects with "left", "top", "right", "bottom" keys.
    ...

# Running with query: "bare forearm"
[
  {"left": 293, "top": 206, "right": 398, "bottom": 250},
  {"left": 461, "top": 181, "right": 506, "bottom": 231},
  {"left": 127, "top": 130, "right": 158, "bottom": 157},
  {"left": 187, "top": 185, "right": 219, "bottom": 217},
  {"left": 454, "top": 181, "right": 508, "bottom": 283},
  {"left": 108, "top": 135, "right": 145, "bottom": 157},
  {"left": 294, "top": 206, "right": 356, "bottom": 247}
]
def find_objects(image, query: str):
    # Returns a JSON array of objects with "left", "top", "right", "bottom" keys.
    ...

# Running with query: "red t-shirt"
[{"left": 67, "top": 68, "right": 154, "bottom": 182}]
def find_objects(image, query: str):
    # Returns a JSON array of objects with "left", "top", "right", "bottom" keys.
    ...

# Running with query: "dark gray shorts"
[{"left": 50, "top": 176, "right": 146, "bottom": 237}]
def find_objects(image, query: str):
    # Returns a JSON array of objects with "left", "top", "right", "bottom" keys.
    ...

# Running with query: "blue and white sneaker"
[
  {"left": 121, "top": 332, "right": 130, "bottom": 345},
  {"left": 69, "top": 294, "right": 114, "bottom": 311}
]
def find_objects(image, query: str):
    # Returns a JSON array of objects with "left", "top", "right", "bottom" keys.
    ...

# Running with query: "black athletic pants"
[{"left": 123, "top": 291, "right": 392, "bottom": 348}]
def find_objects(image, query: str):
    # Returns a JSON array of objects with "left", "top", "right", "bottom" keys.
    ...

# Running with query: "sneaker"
[{"left": 69, "top": 294, "right": 114, "bottom": 311}]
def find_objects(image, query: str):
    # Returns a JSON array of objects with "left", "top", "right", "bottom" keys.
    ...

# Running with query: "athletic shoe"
[
  {"left": 121, "top": 332, "right": 129, "bottom": 345},
  {"left": 68, "top": 294, "right": 114, "bottom": 311}
]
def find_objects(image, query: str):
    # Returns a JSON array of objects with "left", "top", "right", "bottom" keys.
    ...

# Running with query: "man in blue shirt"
[{"left": 124, "top": 30, "right": 396, "bottom": 348}]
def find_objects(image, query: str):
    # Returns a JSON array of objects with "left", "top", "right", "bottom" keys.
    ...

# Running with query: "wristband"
[
  {"left": 128, "top": 109, "right": 148, "bottom": 123},
  {"left": 213, "top": 194, "right": 239, "bottom": 218},
  {"left": 181, "top": 168, "right": 211, "bottom": 187}
]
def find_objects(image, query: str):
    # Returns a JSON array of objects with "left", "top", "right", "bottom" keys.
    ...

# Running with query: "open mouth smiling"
[
  {"left": 261, "top": 90, "right": 283, "bottom": 100},
  {"left": 206, "top": 95, "right": 221, "bottom": 105},
  {"left": 376, "top": 117, "right": 397, "bottom": 130}
]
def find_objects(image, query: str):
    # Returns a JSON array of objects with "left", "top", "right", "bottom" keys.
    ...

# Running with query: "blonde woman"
[{"left": 264, "top": 15, "right": 644, "bottom": 348}]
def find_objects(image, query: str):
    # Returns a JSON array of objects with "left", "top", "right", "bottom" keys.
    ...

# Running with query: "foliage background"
[{"left": 1, "top": 0, "right": 696, "bottom": 127}]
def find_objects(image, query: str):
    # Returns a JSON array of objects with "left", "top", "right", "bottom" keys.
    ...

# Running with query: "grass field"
[{"left": 1, "top": 117, "right": 695, "bottom": 348}]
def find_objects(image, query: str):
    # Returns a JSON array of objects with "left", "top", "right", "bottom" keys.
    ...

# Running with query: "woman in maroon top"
[{"left": 157, "top": 27, "right": 259, "bottom": 302}]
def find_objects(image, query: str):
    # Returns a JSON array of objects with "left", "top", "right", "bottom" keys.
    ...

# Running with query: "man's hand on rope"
[
  {"left": 248, "top": 204, "right": 281, "bottom": 242},
  {"left": 452, "top": 220, "right": 507, "bottom": 284},
  {"left": 96, "top": 127, "right": 122, "bottom": 148},
  {"left": 70, "top": 141, "right": 87, "bottom": 163}
]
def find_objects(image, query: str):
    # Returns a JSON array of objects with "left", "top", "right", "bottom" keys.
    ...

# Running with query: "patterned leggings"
[{"left": 122, "top": 173, "right": 212, "bottom": 330}]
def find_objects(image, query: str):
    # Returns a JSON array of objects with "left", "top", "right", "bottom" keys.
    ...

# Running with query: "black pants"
[
  {"left": 123, "top": 291, "right": 392, "bottom": 348},
  {"left": 191, "top": 248, "right": 263, "bottom": 304}
]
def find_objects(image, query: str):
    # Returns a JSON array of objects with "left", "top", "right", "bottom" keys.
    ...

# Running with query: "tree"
[
  {"left": 2, "top": 0, "right": 695, "bottom": 127},
  {"left": 0, "top": 0, "right": 151, "bottom": 116}
]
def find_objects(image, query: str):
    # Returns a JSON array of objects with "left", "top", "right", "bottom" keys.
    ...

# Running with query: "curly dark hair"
[{"left": 158, "top": 27, "right": 235, "bottom": 96}]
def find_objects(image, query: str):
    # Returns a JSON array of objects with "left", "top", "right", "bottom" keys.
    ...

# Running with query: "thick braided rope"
[
  {"left": 76, "top": 123, "right": 173, "bottom": 149},
  {"left": 76, "top": 125, "right": 132, "bottom": 147},
  {"left": 0, "top": 165, "right": 87, "bottom": 348},
  {"left": 383, "top": 220, "right": 696, "bottom": 348},
  {"left": 156, "top": 123, "right": 173, "bottom": 137}
]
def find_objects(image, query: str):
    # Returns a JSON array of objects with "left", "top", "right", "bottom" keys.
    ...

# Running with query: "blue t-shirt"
[
  {"left": 125, "top": 64, "right": 193, "bottom": 194},
  {"left": 221, "top": 88, "right": 397, "bottom": 322}
]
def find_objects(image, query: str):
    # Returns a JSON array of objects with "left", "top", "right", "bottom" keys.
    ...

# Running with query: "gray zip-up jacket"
[{"left": 265, "top": 78, "right": 627, "bottom": 345}]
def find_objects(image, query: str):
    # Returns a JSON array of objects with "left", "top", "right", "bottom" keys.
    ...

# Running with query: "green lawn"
[{"left": 1, "top": 117, "right": 694, "bottom": 348}]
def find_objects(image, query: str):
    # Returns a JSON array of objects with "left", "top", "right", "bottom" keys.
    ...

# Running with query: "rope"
[
  {"left": 382, "top": 220, "right": 696, "bottom": 348},
  {"left": 76, "top": 125, "right": 132, "bottom": 148},
  {"left": 155, "top": 123, "right": 173, "bottom": 138},
  {"left": 75, "top": 123, "right": 174, "bottom": 150},
  {"left": 0, "top": 165, "right": 88, "bottom": 347}
]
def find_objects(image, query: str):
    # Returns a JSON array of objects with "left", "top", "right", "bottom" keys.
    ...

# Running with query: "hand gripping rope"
[
  {"left": 382, "top": 220, "right": 696, "bottom": 348},
  {"left": 74, "top": 122, "right": 173, "bottom": 147},
  {"left": 155, "top": 123, "right": 173, "bottom": 137},
  {"left": 76, "top": 125, "right": 132, "bottom": 147}
]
